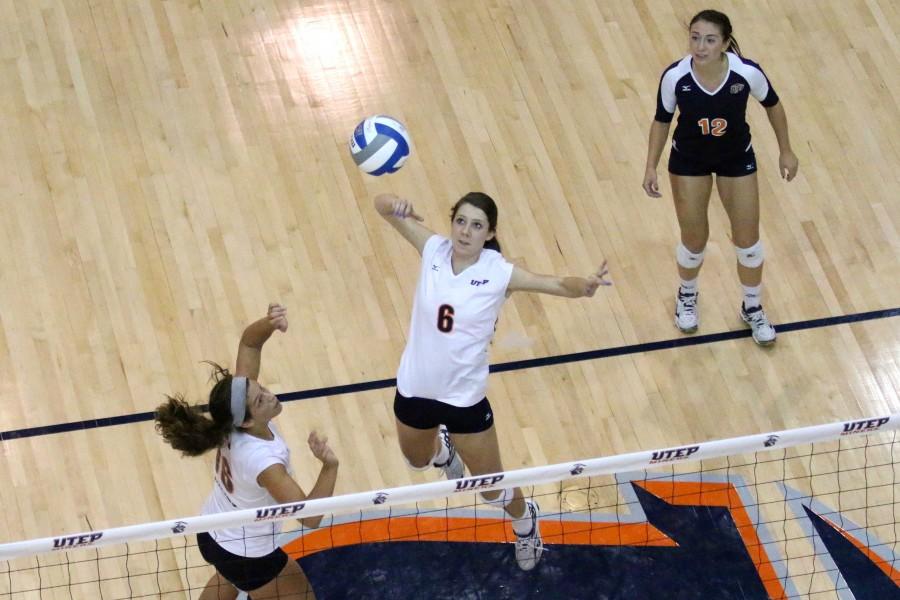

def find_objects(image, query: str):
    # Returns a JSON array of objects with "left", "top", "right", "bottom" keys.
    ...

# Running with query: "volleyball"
[{"left": 349, "top": 115, "right": 411, "bottom": 176}]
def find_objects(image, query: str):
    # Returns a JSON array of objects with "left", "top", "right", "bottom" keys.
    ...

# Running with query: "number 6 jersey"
[
  {"left": 655, "top": 51, "right": 780, "bottom": 161},
  {"left": 397, "top": 235, "right": 514, "bottom": 408},
  {"left": 201, "top": 424, "right": 291, "bottom": 557}
]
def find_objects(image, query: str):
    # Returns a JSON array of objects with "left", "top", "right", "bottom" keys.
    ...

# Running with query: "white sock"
[
  {"left": 679, "top": 278, "right": 698, "bottom": 294},
  {"left": 742, "top": 284, "right": 762, "bottom": 309},
  {"left": 431, "top": 436, "right": 450, "bottom": 466},
  {"left": 511, "top": 502, "right": 535, "bottom": 536}
]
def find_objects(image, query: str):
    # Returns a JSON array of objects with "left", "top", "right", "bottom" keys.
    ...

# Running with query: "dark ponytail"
[
  {"left": 450, "top": 192, "right": 502, "bottom": 253},
  {"left": 154, "top": 362, "right": 237, "bottom": 457},
  {"left": 690, "top": 9, "right": 741, "bottom": 56}
]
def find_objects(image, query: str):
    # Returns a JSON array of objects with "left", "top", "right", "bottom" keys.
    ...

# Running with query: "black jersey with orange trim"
[{"left": 655, "top": 52, "right": 779, "bottom": 161}]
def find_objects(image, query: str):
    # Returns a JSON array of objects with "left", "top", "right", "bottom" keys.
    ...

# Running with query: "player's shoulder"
[
  {"left": 231, "top": 428, "right": 284, "bottom": 457},
  {"left": 728, "top": 52, "right": 767, "bottom": 77},
  {"left": 478, "top": 246, "right": 505, "bottom": 264},
  {"left": 427, "top": 234, "right": 450, "bottom": 252},
  {"left": 423, "top": 234, "right": 450, "bottom": 261},
  {"left": 476, "top": 248, "right": 514, "bottom": 280},
  {"left": 660, "top": 56, "right": 692, "bottom": 81}
]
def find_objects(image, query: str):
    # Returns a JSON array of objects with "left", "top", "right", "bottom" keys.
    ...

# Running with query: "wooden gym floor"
[{"left": 0, "top": 1, "right": 897, "bottom": 594}]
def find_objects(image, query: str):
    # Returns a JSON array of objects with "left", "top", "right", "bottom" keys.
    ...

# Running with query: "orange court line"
[
  {"left": 636, "top": 480, "right": 788, "bottom": 600},
  {"left": 819, "top": 514, "right": 900, "bottom": 587},
  {"left": 284, "top": 516, "right": 674, "bottom": 559},
  {"left": 281, "top": 480, "right": 789, "bottom": 600}
]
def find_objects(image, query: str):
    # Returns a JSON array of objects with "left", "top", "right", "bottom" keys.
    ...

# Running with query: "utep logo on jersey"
[
  {"left": 454, "top": 475, "right": 504, "bottom": 492},
  {"left": 730, "top": 83, "right": 745, "bottom": 94},
  {"left": 53, "top": 532, "right": 103, "bottom": 550},
  {"left": 649, "top": 445, "right": 700, "bottom": 464},
  {"left": 470, "top": 279, "right": 489, "bottom": 286},
  {"left": 255, "top": 502, "right": 306, "bottom": 522},
  {"left": 841, "top": 417, "right": 889, "bottom": 436}
]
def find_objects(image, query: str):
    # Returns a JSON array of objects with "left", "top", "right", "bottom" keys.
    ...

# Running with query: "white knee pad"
[
  {"left": 480, "top": 488, "right": 514, "bottom": 508},
  {"left": 676, "top": 242, "right": 706, "bottom": 269},
  {"left": 735, "top": 240, "right": 764, "bottom": 268},
  {"left": 403, "top": 455, "right": 431, "bottom": 472}
]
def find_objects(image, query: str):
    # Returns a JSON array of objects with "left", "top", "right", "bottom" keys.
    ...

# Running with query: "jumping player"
[
  {"left": 375, "top": 191, "right": 611, "bottom": 571},
  {"left": 155, "top": 304, "right": 338, "bottom": 599}
]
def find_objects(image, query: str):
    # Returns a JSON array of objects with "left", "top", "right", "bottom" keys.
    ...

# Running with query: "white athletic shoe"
[
  {"left": 514, "top": 500, "right": 544, "bottom": 571},
  {"left": 433, "top": 425, "right": 464, "bottom": 480},
  {"left": 741, "top": 303, "right": 776, "bottom": 346},
  {"left": 674, "top": 288, "right": 699, "bottom": 333}
]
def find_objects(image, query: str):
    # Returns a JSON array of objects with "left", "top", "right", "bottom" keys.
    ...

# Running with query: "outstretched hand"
[
  {"left": 308, "top": 431, "right": 338, "bottom": 467},
  {"left": 267, "top": 303, "right": 288, "bottom": 332},
  {"left": 584, "top": 260, "right": 613, "bottom": 297}
]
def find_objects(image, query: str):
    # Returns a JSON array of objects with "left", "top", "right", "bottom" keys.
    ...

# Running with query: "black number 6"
[{"left": 437, "top": 304, "right": 454, "bottom": 333}]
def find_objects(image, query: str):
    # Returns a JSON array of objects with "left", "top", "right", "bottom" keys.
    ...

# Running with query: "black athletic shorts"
[
  {"left": 197, "top": 531, "right": 288, "bottom": 592},
  {"left": 393, "top": 391, "right": 494, "bottom": 434},
  {"left": 668, "top": 145, "right": 757, "bottom": 177}
]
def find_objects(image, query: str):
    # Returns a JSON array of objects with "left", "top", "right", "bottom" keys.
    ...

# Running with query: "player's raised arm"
[
  {"left": 256, "top": 431, "right": 339, "bottom": 529},
  {"left": 374, "top": 193, "right": 435, "bottom": 255},
  {"left": 235, "top": 304, "right": 288, "bottom": 381}
]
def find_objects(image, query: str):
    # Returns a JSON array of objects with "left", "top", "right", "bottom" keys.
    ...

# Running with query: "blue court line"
[{"left": 2, "top": 307, "right": 898, "bottom": 442}]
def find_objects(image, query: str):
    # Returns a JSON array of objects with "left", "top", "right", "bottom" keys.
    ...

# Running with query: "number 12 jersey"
[{"left": 655, "top": 52, "right": 780, "bottom": 161}]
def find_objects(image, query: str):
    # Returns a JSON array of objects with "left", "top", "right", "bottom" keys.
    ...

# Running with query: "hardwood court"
[{"left": 0, "top": 0, "right": 897, "bottom": 594}]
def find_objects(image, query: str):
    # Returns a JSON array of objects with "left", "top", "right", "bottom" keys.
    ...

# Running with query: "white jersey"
[
  {"left": 202, "top": 423, "right": 291, "bottom": 557},
  {"left": 397, "top": 235, "right": 514, "bottom": 407}
]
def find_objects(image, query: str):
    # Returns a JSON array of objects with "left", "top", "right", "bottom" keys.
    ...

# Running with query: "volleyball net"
[{"left": 1, "top": 415, "right": 898, "bottom": 599}]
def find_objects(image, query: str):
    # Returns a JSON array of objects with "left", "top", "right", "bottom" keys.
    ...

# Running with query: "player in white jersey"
[
  {"left": 155, "top": 304, "right": 338, "bottom": 599},
  {"left": 375, "top": 191, "right": 611, "bottom": 571},
  {"left": 642, "top": 10, "right": 799, "bottom": 346}
]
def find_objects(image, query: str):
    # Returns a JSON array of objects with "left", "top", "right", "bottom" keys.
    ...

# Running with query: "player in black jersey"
[{"left": 642, "top": 9, "right": 798, "bottom": 346}]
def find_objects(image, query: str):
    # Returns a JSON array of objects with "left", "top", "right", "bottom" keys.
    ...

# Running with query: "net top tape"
[{"left": 1, "top": 414, "right": 896, "bottom": 560}]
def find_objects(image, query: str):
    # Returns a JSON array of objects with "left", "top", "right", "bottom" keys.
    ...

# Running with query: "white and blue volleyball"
[{"left": 349, "top": 115, "right": 411, "bottom": 175}]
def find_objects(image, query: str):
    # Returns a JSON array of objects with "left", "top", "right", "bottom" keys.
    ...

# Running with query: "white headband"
[{"left": 230, "top": 376, "right": 248, "bottom": 427}]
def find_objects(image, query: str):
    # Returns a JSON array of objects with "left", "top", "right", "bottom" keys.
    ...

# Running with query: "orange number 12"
[{"left": 698, "top": 117, "right": 727, "bottom": 136}]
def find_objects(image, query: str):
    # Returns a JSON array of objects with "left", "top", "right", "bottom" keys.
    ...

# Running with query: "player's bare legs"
[
  {"left": 396, "top": 419, "right": 440, "bottom": 467},
  {"left": 718, "top": 173, "right": 775, "bottom": 345},
  {"left": 454, "top": 428, "right": 542, "bottom": 570},
  {"left": 395, "top": 419, "right": 463, "bottom": 479},
  {"left": 670, "top": 173, "right": 714, "bottom": 332},
  {"left": 251, "top": 559, "right": 315, "bottom": 599},
  {"left": 198, "top": 572, "right": 238, "bottom": 600},
  {"left": 717, "top": 173, "right": 762, "bottom": 285}
]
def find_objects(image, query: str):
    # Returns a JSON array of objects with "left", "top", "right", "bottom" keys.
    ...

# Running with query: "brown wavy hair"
[{"left": 154, "top": 362, "right": 239, "bottom": 457}]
